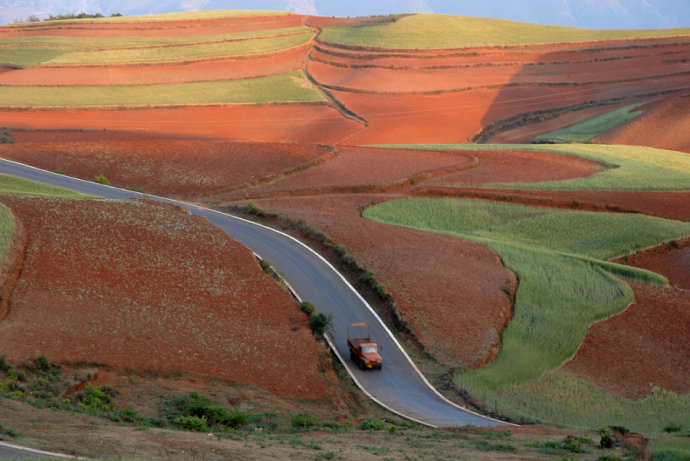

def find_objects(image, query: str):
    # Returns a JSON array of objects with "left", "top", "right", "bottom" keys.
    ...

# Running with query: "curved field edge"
[
  {"left": 44, "top": 31, "right": 314, "bottom": 66},
  {"left": 363, "top": 198, "right": 690, "bottom": 431},
  {"left": 376, "top": 144, "right": 690, "bottom": 191},
  {"left": 319, "top": 14, "right": 690, "bottom": 49},
  {"left": 0, "top": 71, "right": 326, "bottom": 107},
  {"left": 532, "top": 104, "right": 645, "bottom": 144}
]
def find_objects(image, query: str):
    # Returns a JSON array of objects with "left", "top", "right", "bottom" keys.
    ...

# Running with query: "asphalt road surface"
[{"left": 0, "top": 158, "right": 508, "bottom": 428}]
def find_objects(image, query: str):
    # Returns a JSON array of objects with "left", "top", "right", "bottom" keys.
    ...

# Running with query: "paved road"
[
  {"left": 0, "top": 158, "right": 508, "bottom": 428},
  {"left": 0, "top": 442, "right": 73, "bottom": 459}
]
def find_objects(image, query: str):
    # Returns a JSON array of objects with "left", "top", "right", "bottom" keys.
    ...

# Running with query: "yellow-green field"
[
  {"left": 320, "top": 14, "right": 690, "bottom": 48},
  {"left": 0, "top": 71, "right": 325, "bottom": 107}
]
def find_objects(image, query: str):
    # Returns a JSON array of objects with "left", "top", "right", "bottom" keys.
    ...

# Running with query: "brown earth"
[
  {"left": 563, "top": 281, "right": 690, "bottom": 399},
  {"left": 0, "top": 196, "right": 344, "bottom": 403},
  {"left": 0, "top": 104, "right": 361, "bottom": 144},
  {"left": 0, "top": 140, "right": 333, "bottom": 198},
  {"left": 595, "top": 92, "right": 690, "bottom": 152},
  {"left": 0, "top": 44, "right": 309, "bottom": 86}
]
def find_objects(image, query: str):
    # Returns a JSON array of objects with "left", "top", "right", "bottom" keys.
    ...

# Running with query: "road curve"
[{"left": 0, "top": 158, "right": 509, "bottom": 428}]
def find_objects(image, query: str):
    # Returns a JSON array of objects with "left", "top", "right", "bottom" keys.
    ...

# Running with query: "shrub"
[
  {"left": 94, "top": 174, "right": 110, "bottom": 185},
  {"left": 309, "top": 312, "right": 333, "bottom": 339},
  {"left": 0, "top": 355, "right": 10, "bottom": 373},
  {"left": 599, "top": 427, "right": 615, "bottom": 448},
  {"left": 663, "top": 423, "right": 683, "bottom": 433},
  {"left": 291, "top": 414, "right": 316, "bottom": 430},
  {"left": 334, "top": 243, "right": 347, "bottom": 258},
  {"left": 0, "top": 130, "right": 13, "bottom": 144},
  {"left": 174, "top": 415, "right": 208, "bottom": 432},
  {"left": 359, "top": 419, "right": 385, "bottom": 431},
  {"left": 300, "top": 301, "right": 316, "bottom": 317},
  {"left": 34, "top": 355, "right": 50, "bottom": 372}
]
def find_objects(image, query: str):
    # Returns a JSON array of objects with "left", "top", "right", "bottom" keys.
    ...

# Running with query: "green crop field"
[
  {"left": 44, "top": 31, "right": 313, "bottom": 65},
  {"left": 0, "top": 203, "right": 13, "bottom": 263},
  {"left": 0, "top": 174, "right": 93, "bottom": 198},
  {"left": 532, "top": 104, "right": 644, "bottom": 143},
  {"left": 381, "top": 144, "right": 690, "bottom": 191},
  {"left": 0, "top": 46, "right": 81, "bottom": 67},
  {"left": 0, "top": 26, "right": 310, "bottom": 48},
  {"left": 0, "top": 71, "right": 325, "bottom": 107},
  {"left": 320, "top": 14, "right": 690, "bottom": 49},
  {"left": 364, "top": 198, "right": 690, "bottom": 433}
]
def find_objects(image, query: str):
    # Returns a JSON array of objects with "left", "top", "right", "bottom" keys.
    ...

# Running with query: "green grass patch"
[
  {"left": 45, "top": 30, "right": 313, "bottom": 65},
  {"left": 0, "top": 26, "right": 310, "bottom": 48},
  {"left": 0, "top": 174, "right": 92, "bottom": 198},
  {"left": 651, "top": 438, "right": 690, "bottom": 461},
  {"left": 0, "top": 203, "right": 14, "bottom": 263},
  {"left": 364, "top": 198, "right": 689, "bottom": 396},
  {"left": 496, "top": 371, "right": 690, "bottom": 435},
  {"left": 0, "top": 71, "right": 325, "bottom": 107},
  {"left": 320, "top": 14, "right": 690, "bottom": 49},
  {"left": 0, "top": 46, "right": 80, "bottom": 67},
  {"left": 532, "top": 104, "right": 644, "bottom": 143},
  {"left": 380, "top": 144, "right": 690, "bottom": 191}
]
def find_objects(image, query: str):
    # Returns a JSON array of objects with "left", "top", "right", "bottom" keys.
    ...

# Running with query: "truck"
[{"left": 347, "top": 322, "right": 382, "bottom": 370}]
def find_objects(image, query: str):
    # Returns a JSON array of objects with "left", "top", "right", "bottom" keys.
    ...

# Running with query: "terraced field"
[{"left": 0, "top": 9, "right": 688, "bottom": 457}]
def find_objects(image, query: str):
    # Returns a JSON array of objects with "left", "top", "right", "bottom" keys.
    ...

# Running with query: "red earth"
[
  {"left": 0, "top": 196, "right": 345, "bottom": 404},
  {"left": 0, "top": 140, "right": 333, "bottom": 198}
]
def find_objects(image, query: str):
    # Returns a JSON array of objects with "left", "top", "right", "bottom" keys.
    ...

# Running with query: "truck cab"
[{"left": 347, "top": 322, "right": 382, "bottom": 370}]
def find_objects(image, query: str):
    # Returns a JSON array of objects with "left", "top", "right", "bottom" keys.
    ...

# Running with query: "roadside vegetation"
[
  {"left": 0, "top": 71, "right": 325, "bottom": 107},
  {"left": 319, "top": 14, "right": 690, "bottom": 49},
  {"left": 0, "top": 173, "right": 91, "bottom": 198},
  {"left": 386, "top": 144, "right": 690, "bottom": 191},
  {"left": 0, "top": 203, "right": 13, "bottom": 262},
  {"left": 363, "top": 198, "right": 690, "bottom": 433},
  {"left": 532, "top": 104, "right": 644, "bottom": 143}
]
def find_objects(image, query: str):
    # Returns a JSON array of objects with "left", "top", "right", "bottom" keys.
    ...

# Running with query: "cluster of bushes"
[
  {"left": 164, "top": 392, "right": 251, "bottom": 432},
  {"left": 23, "top": 12, "right": 122, "bottom": 23},
  {"left": 299, "top": 301, "right": 333, "bottom": 340}
]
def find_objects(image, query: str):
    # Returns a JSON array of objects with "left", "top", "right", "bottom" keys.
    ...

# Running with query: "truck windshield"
[{"left": 362, "top": 346, "right": 378, "bottom": 354}]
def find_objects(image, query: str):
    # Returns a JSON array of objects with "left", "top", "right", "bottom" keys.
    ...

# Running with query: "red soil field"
[
  {"left": 0, "top": 104, "right": 361, "bottom": 144},
  {"left": 563, "top": 281, "right": 690, "bottom": 399},
  {"left": 0, "top": 14, "right": 303, "bottom": 39},
  {"left": 617, "top": 237, "right": 690, "bottom": 290},
  {"left": 0, "top": 140, "right": 332, "bottom": 198},
  {"left": 0, "top": 44, "right": 309, "bottom": 86},
  {"left": 250, "top": 194, "right": 516, "bottom": 368},
  {"left": 0, "top": 196, "right": 343, "bottom": 403},
  {"left": 595, "top": 93, "right": 690, "bottom": 152},
  {"left": 226, "top": 145, "right": 476, "bottom": 200}
]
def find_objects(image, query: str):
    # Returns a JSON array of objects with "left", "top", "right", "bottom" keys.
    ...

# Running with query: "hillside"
[{"left": 0, "top": 10, "right": 688, "bottom": 460}]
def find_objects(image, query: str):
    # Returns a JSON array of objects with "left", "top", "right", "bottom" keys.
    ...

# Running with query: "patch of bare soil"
[
  {"left": 563, "top": 281, "right": 690, "bottom": 399},
  {"left": 595, "top": 92, "right": 690, "bottom": 152},
  {"left": 248, "top": 194, "right": 516, "bottom": 369},
  {"left": 0, "top": 140, "right": 332, "bottom": 198},
  {"left": 0, "top": 196, "right": 343, "bottom": 403},
  {"left": 615, "top": 237, "right": 690, "bottom": 290}
]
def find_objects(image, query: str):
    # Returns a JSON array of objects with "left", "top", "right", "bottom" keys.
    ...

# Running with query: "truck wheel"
[{"left": 350, "top": 350, "right": 355, "bottom": 362}]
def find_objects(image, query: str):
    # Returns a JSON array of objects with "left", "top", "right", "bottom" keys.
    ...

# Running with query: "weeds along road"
[{"left": 0, "top": 158, "right": 509, "bottom": 428}]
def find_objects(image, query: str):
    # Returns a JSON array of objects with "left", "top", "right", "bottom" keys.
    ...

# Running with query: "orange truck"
[{"left": 347, "top": 322, "right": 382, "bottom": 370}]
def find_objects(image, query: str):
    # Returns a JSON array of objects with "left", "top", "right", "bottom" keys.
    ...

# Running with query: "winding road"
[{"left": 0, "top": 158, "right": 508, "bottom": 428}]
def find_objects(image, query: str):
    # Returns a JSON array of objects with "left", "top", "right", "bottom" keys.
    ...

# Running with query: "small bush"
[
  {"left": 359, "top": 419, "right": 385, "bottom": 431},
  {"left": 174, "top": 415, "right": 208, "bottom": 432},
  {"left": 0, "top": 129, "right": 13, "bottom": 144},
  {"left": 291, "top": 414, "right": 316, "bottom": 430},
  {"left": 300, "top": 301, "right": 316, "bottom": 317},
  {"left": 34, "top": 355, "right": 50, "bottom": 372},
  {"left": 245, "top": 201, "right": 260, "bottom": 215},
  {"left": 0, "top": 355, "right": 10, "bottom": 373},
  {"left": 334, "top": 243, "right": 347, "bottom": 258},
  {"left": 94, "top": 174, "right": 110, "bottom": 185},
  {"left": 598, "top": 454, "right": 622, "bottom": 461},
  {"left": 599, "top": 427, "right": 615, "bottom": 448},
  {"left": 309, "top": 312, "right": 333, "bottom": 339},
  {"left": 663, "top": 423, "right": 683, "bottom": 433}
]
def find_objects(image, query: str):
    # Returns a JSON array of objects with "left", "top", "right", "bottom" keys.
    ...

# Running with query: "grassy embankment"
[
  {"left": 364, "top": 198, "right": 690, "bottom": 434},
  {"left": 319, "top": 14, "right": 690, "bottom": 48},
  {"left": 0, "top": 71, "right": 324, "bottom": 107},
  {"left": 532, "top": 104, "right": 645, "bottom": 143}
]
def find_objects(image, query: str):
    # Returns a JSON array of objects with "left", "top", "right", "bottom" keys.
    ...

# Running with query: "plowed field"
[
  {"left": 0, "top": 196, "right": 342, "bottom": 402},
  {"left": 0, "top": 140, "right": 332, "bottom": 198}
]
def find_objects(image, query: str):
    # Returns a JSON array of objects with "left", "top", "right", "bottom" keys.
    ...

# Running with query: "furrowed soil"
[
  {"left": 0, "top": 140, "right": 333, "bottom": 198},
  {"left": 0, "top": 196, "right": 344, "bottom": 403}
]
